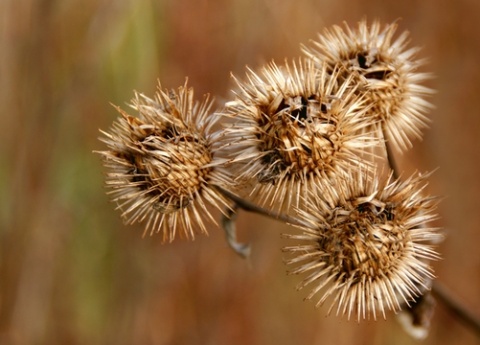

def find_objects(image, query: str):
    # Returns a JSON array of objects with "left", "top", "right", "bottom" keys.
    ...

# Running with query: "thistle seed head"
[
  {"left": 221, "top": 59, "right": 378, "bottom": 212},
  {"left": 302, "top": 19, "right": 434, "bottom": 152},
  {"left": 96, "top": 82, "right": 232, "bottom": 242},
  {"left": 283, "top": 170, "right": 442, "bottom": 320}
]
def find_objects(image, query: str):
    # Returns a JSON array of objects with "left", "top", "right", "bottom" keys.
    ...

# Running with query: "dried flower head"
[
  {"left": 283, "top": 170, "right": 441, "bottom": 320},
  {"left": 221, "top": 59, "right": 377, "bottom": 212},
  {"left": 96, "top": 82, "right": 232, "bottom": 242},
  {"left": 302, "top": 19, "right": 433, "bottom": 152}
]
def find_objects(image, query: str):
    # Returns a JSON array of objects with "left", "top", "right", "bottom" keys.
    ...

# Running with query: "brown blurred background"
[{"left": 1, "top": 0, "right": 479, "bottom": 344}]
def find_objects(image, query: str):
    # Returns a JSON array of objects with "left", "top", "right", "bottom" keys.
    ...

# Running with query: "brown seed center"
[
  {"left": 319, "top": 201, "right": 408, "bottom": 281},
  {"left": 256, "top": 95, "right": 338, "bottom": 181},
  {"left": 127, "top": 131, "right": 213, "bottom": 212}
]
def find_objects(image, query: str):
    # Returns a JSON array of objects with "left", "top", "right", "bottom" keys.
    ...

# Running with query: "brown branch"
[{"left": 215, "top": 129, "right": 480, "bottom": 337}]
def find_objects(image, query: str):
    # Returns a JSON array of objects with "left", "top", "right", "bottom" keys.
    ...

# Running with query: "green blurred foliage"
[{"left": 1, "top": 0, "right": 479, "bottom": 344}]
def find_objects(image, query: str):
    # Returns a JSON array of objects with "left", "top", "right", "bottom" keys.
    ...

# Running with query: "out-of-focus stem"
[{"left": 431, "top": 281, "right": 480, "bottom": 336}]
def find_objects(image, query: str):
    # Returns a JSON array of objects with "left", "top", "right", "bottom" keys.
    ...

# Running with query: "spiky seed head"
[
  {"left": 302, "top": 19, "right": 434, "bottom": 152},
  {"left": 96, "top": 82, "right": 232, "bottom": 242},
  {"left": 221, "top": 59, "right": 378, "bottom": 212},
  {"left": 283, "top": 169, "right": 442, "bottom": 320}
]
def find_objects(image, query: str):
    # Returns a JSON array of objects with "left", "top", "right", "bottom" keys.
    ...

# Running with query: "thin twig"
[
  {"left": 382, "top": 126, "right": 480, "bottom": 337},
  {"left": 214, "top": 185, "right": 310, "bottom": 228},
  {"left": 221, "top": 203, "right": 251, "bottom": 258},
  {"left": 382, "top": 125, "right": 400, "bottom": 180}
]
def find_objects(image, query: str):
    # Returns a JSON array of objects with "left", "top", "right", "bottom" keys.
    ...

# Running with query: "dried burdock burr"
[
  {"left": 303, "top": 19, "right": 434, "bottom": 152},
  {"left": 96, "top": 82, "right": 233, "bottom": 242},
  {"left": 221, "top": 59, "right": 378, "bottom": 212},
  {"left": 283, "top": 169, "right": 442, "bottom": 320}
]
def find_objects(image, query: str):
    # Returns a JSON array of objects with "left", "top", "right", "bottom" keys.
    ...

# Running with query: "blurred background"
[{"left": 1, "top": 0, "right": 479, "bottom": 344}]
